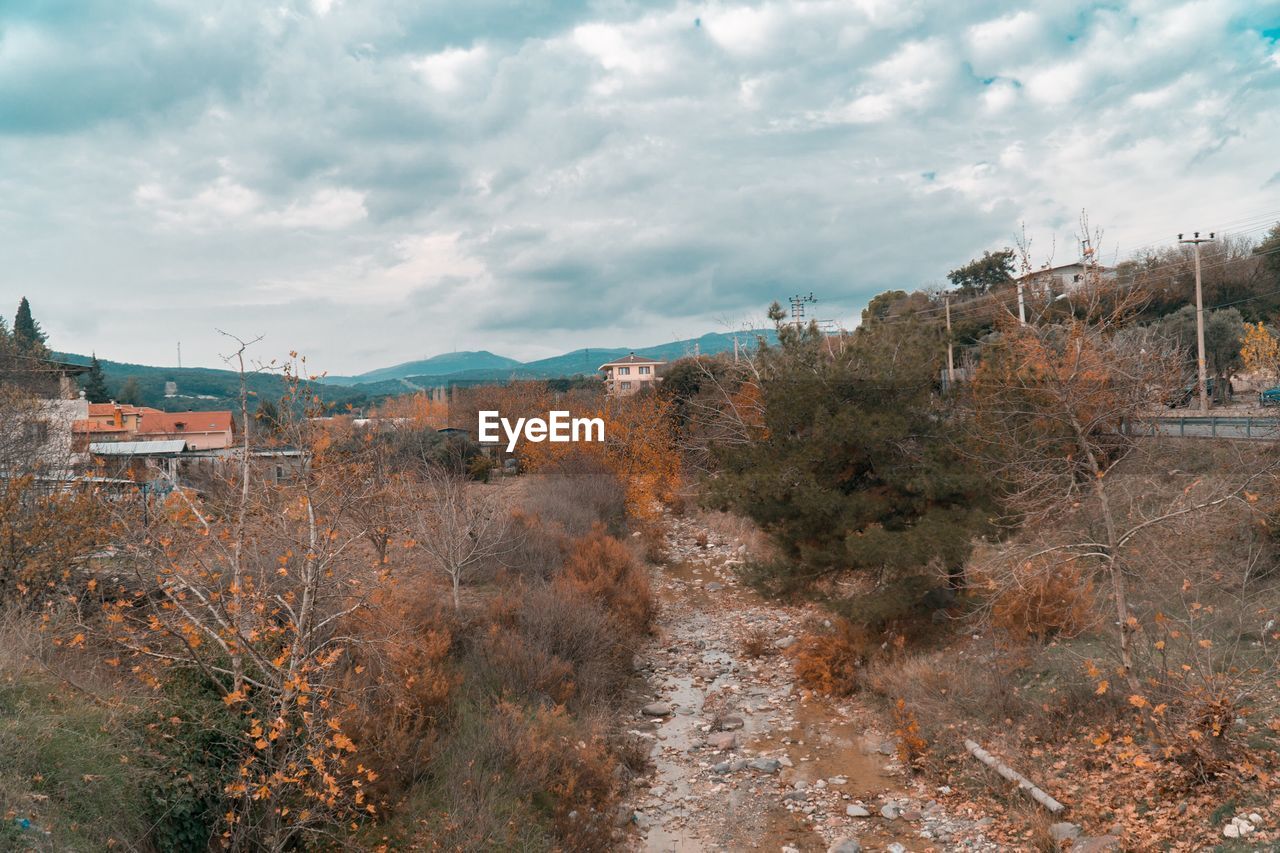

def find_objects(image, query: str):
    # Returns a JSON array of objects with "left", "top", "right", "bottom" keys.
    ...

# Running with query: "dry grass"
[{"left": 740, "top": 626, "right": 774, "bottom": 660}]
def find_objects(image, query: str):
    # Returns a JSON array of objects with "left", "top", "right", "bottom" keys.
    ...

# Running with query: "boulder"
[
  {"left": 641, "top": 703, "right": 672, "bottom": 717},
  {"left": 845, "top": 805, "right": 871, "bottom": 818},
  {"left": 707, "top": 732, "right": 737, "bottom": 751},
  {"left": 880, "top": 804, "right": 901, "bottom": 820},
  {"left": 828, "top": 840, "right": 862, "bottom": 853},
  {"left": 748, "top": 757, "right": 782, "bottom": 773}
]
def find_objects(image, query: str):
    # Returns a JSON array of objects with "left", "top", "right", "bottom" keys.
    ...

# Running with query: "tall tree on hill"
[
  {"left": 1257, "top": 222, "right": 1280, "bottom": 286},
  {"left": 13, "top": 297, "right": 47, "bottom": 351},
  {"left": 947, "top": 248, "right": 1016, "bottom": 296},
  {"left": 83, "top": 354, "right": 110, "bottom": 403}
]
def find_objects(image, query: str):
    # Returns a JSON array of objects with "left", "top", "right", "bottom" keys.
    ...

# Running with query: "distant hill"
[
  {"left": 55, "top": 329, "right": 779, "bottom": 408},
  {"left": 325, "top": 350, "right": 521, "bottom": 385}
]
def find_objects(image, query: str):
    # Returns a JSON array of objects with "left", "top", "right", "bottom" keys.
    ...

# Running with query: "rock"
[
  {"left": 712, "top": 761, "right": 732, "bottom": 774},
  {"left": 1223, "top": 823, "right": 1240, "bottom": 839},
  {"left": 642, "top": 703, "right": 672, "bottom": 717},
  {"left": 749, "top": 757, "right": 782, "bottom": 773},
  {"left": 937, "top": 785, "right": 952, "bottom": 795},
  {"left": 886, "top": 844, "right": 907, "bottom": 853},
  {"left": 632, "top": 811, "right": 651, "bottom": 830},
  {"left": 706, "top": 582, "right": 724, "bottom": 591},
  {"left": 707, "top": 732, "right": 738, "bottom": 751},
  {"left": 880, "top": 804, "right": 901, "bottom": 820},
  {"left": 783, "top": 790, "right": 807, "bottom": 802},
  {"left": 974, "top": 817, "right": 995, "bottom": 829},
  {"left": 775, "top": 636, "right": 797, "bottom": 650},
  {"left": 1248, "top": 812, "right": 1264, "bottom": 824},
  {"left": 846, "top": 805, "right": 871, "bottom": 818},
  {"left": 828, "top": 840, "right": 862, "bottom": 853},
  {"left": 901, "top": 809, "right": 921, "bottom": 821},
  {"left": 730, "top": 759, "right": 750, "bottom": 771},
  {"left": 715, "top": 715, "right": 745, "bottom": 731},
  {"left": 1073, "top": 837, "right": 1121, "bottom": 853},
  {"left": 1050, "top": 822, "right": 1081, "bottom": 844},
  {"left": 778, "top": 755, "right": 794, "bottom": 767}
]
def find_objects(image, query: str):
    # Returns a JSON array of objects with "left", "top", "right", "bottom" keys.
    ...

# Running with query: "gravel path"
[{"left": 623, "top": 513, "right": 1000, "bottom": 853}]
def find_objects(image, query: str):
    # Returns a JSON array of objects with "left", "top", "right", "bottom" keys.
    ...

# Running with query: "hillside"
[
  {"left": 325, "top": 350, "right": 521, "bottom": 385},
  {"left": 59, "top": 330, "right": 779, "bottom": 407}
]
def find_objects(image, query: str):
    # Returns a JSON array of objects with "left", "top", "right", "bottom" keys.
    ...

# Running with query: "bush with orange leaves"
[
  {"left": 787, "top": 619, "right": 871, "bottom": 696},
  {"left": 520, "top": 393, "right": 681, "bottom": 521},
  {"left": 555, "top": 524, "right": 655, "bottom": 638},
  {"left": 975, "top": 553, "right": 1096, "bottom": 643}
]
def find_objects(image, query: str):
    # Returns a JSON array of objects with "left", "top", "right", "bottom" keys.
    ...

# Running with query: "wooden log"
[{"left": 964, "top": 738, "right": 1064, "bottom": 814}]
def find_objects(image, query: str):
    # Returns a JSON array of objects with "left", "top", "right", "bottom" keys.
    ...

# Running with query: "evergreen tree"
[
  {"left": 84, "top": 354, "right": 110, "bottom": 403},
  {"left": 705, "top": 304, "right": 993, "bottom": 625},
  {"left": 13, "top": 297, "right": 47, "bottom": 350}
]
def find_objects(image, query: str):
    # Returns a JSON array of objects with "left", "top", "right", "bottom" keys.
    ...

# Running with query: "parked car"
[{"left": 1260, "top": 386, "right": 1280, "bottom": 407}]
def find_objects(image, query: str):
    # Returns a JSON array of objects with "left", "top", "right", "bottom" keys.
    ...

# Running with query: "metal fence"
[{"left": 1131, "top": 416, "right": 1280, "bottom": 442}]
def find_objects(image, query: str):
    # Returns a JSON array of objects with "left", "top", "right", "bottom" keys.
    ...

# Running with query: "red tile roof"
[
  {"left": 87, "top": 403, "right": 160, "bottom": 417},
  {"left": 72, "top": 420, "right": 128, "bottom": 434},
  {"left": 137, "top": 411, "right": 234, "bottom": 435}
]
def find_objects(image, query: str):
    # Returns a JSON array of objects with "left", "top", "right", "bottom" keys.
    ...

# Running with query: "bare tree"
[{"left": 407, "top": 465, "right": 517, "bottom": 609}]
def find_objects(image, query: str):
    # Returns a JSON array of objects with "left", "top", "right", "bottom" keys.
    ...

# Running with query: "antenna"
[{"left": 177, "top": 341, "right": 182, "bottom": 369}]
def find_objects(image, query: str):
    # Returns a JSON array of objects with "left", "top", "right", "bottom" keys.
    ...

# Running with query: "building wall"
[{"left": 602, "top": 363, "right": 661, "bottom": 396}]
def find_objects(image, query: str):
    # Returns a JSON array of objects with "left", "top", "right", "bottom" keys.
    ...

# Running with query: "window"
[
  {"left": 620, "top": 381, "right": 632, "bottom": 390},
  {"left": 617, "top": 366, "right": 630, "bottom": 375},
  {"left": 638, "top": 366, "right": 651, "bottom": 375}
]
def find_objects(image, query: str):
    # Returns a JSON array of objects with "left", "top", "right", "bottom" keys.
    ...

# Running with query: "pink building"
[{"left": 599, "top": 353, "right": 665, "bottom": 397}]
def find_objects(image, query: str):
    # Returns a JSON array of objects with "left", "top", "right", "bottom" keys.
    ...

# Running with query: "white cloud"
[{"left": 411, "top": 44, "right": 490, "bottom": 93}]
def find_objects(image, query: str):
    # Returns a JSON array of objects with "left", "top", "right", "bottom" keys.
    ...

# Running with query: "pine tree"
[
  {"left": 118, "top": 377, "right": 143, "bottom": 406},
  {"left": 84, "top": 354, "right": 110, "bottom": 403},
  {"left": 13, "top": 297, "right": 47, "bottom": 350}
]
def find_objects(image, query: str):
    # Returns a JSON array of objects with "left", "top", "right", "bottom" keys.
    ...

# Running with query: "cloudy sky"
[{"left": 2, "top": 0, "right": 1278, "bottom": 373}]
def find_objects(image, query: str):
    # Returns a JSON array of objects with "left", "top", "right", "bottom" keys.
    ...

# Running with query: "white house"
[{"left": 599, "top": 353, "right": 665, "bottom": 397}]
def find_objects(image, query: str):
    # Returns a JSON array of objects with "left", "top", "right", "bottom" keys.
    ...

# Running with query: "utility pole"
[
  {"left": 944, "top": 292, "right": 955, "bottom": 388},
  {"left": 1178, "top": 231, "right": 1216, "bottom": 413}
]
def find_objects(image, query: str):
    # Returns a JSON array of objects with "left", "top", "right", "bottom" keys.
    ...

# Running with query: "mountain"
[
  {"left": 325, "top": 350, "right": 521, "bottom": 385},
  {"left": 55, "top": 329, "right": 779, "bottom": 407}
]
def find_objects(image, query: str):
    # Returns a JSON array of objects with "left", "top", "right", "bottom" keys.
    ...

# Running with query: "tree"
[
  {"left": 117, "top": 377, "right": 143, "bottom": 405},
  {"left": 705, "top": 303, "right": 992, "bottom": 621},
  {"left": 1255, "top": 222, "right": 1280, "bottom": 285},
  {"left": 13, "top": 296, "right": 47, "bottom": 351},
  {"left": 83, "top": 354, "right": 110, "bottom": 403},
  {"left": 948, "top": 249, "right": 1016, "bottom": 296},
  {"left": 1240, "top": 322, "right": 1280, "bottom": 381},
  {"left": 406, "top": 465, "right": 516, "bottom": 609},
  {"left": 1160, "top": 306, "right": 1244, "bottom": 402}
]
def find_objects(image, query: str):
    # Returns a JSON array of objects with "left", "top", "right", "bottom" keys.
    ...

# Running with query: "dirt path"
[{"left": 624, "top": 513, "right": 998, "bottom": 853}]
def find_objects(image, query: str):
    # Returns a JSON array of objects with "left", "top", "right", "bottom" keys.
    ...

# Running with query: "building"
[
  {"left": 599, "top": 353, "right": 665, "bottom": 397},
  {"left": 135, "top": 410, "right": 235, "bottom": 450},
  {"left": 1017, "top": 261, "right": 1117, "bottom": 298},
  {"left": 74, "top": 405, "right": 235, "bottom": 451}
]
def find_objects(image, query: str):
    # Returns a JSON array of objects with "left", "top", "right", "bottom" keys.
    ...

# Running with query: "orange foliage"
[
  {"left": 979, "top": 555, "right": 1095, "bottom": 642},
  {"left": 521, "top": 394, "right": 680, "bottom": 520},
  {"left": 376, "top": 392, "right": 449, "bottom": 428},
  {"left": 787, "top": 619, "right": 870, "bottom": 696},
  {"left": 554, "top": 525, "right": 654, "bottom": 637},
  {"left": 892, "top": 698, "right": 927, "bottom": 771}
]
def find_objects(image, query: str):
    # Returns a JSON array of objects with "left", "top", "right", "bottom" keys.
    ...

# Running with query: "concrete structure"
[
  {"left": 1017, "top": 261, "right": 1117, "bottom": 298},
  {"left": 599, "top": 353, "right": 665, "bottom": 397}
]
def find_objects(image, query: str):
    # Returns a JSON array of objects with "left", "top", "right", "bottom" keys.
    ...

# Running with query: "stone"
[
  {"left": 642, "top": 702, "right": 672, "bottom": 717},
  {"left": 1072, "top": 836, "right": 1121, "bottom": 853},
  {"left": 887, "top": 844, "right": 907, "bottom": 853},
  {"left": 706, "top": 582, "right": 724, "bottom": 591},
  {"left": 880, "top": 804, "right": 901, "bottom": 820},
  {"left": 1223, "top": 824, "right": 1240, "bottom": 839},
  {"left": 783, "top": 790, "right": 808, "bottom": 802},
  {"left": 632, "top": 811, "right": 651, "bottom": 830},
  {"left": 1248, "top": 812, "right": 1264, "bottom": 824},
  {"left": 707, "top": 732, "right": 737, "bottom": 751},
  {"left": 846, "top": 805, "right": 871, "bottom": 818},
  {"left": 748, "top": 757, "right": 782, "bottom": 773},
  {"left": 775, "top": 635, "right": 797, "bottom": 650},
  {"left": 1050, "top": 822, "right": 1081, "bottom": 843},
  {"left": 712, "top": 761, "right": 732, "bottom": 774},
  {"left": 901, "top": 809, "right": 921, "bottom": 821},
  {"left": 715, "top": 715, "right": 745, "bottom": 731},
  {"left": 828, "top": 840, "right": 862, "bottom": 853}
]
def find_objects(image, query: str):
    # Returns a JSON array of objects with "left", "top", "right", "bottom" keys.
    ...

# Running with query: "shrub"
[
  {"left": 555, "top": 526, "right": 655, "bottom": 639},
  {"left": 741, "top": 626, "right": 774, "bottom": 660},
  {"left": 977, "top": 555, "right": 1095, "bottom": 643},
  {"left": 787, "top": 619, "right": 870, "bottom": 696}
]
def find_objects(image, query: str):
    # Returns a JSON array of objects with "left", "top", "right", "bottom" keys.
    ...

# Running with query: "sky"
[{"left": 2, "top": 0, "right": 1279, "bottom": 374}]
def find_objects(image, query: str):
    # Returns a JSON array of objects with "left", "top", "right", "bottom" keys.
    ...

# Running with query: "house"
[
  {"left": 599, "top": 353, "right": 665, "bottom": 397},
  {"left": 89, "top": 439, "right": 188, "bottom": 482},
  {"left": 135, "top": 411, "right": 235, "bottom": 450},
  {"left": 0, "top": 355, "right": 91, "bottom": 476},
  {"left": 74, "top": 405, "right": 236, "bottom": 450},
  {"left": 1017, "top": 261, "right": 1117, "bottom": 298}
]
